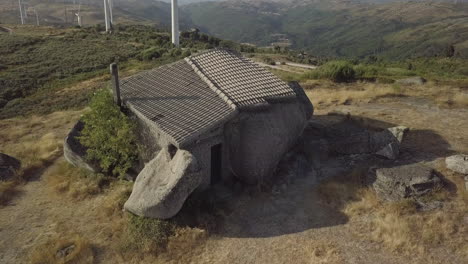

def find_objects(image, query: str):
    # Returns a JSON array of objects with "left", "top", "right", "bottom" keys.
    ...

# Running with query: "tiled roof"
[
  {"left": 119, "top": 49, "right": 299, "bottom": 146},
  {"left": 120, "top": 60, "right": 236, "bottom": 147},
  {"left": 187, "top": 49, "right": 296, "bottom": 108}
]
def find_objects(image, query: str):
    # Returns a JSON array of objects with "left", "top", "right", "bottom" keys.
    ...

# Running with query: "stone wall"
[{"left": 225, "top": 100, "right": 309, "bottom": 184}]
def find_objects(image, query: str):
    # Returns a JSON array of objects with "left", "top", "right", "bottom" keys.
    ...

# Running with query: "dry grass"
[
  {"left": 0, "top": 110, "right": 84, "bottom": 204},
  {"left": 29, "top": 235, "right": 94, "bottom": 264},
  {"left": 44, "top": 161, "right": 105, "bottom": 200},
  {"left": 307, "top": 242, "right": 343, "bottom": 264},
  {"left": 317, "top": 167, "right": 468, "bottom": 259},
  {"left": 304, "top": 80, "right": 468, "bottom": 108}
]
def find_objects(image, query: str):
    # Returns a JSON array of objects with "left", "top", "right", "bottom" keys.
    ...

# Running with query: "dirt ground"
[{"left": 0, "top": 87, "right": 467, "bottom": 263}]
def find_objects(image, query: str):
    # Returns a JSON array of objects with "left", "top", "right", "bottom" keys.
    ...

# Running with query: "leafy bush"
[
  {"left": 307, "top": 61, "right": 356, "bottom": 82},
  {"left": 79, "top": 89, "right": 138, "bottom": 178},
  {"left": 354, "top": 64, "right": 380, "bottom": 78},
  {"left": 263, "top": 57, "right": 276, "bottom": 66},
  {"left": 140, "top": 47, "right": 162, "bottom": 61},
  {"left": 122, "top": 213, "right": 175, "bottom": 252}
]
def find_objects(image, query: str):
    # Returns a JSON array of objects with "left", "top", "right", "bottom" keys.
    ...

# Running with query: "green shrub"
[
  {"left": 182, "top": 49, "right": 192, "bottom": 57},
  {"left": 306, "top": 61, "right": 356, "bottom": 82},
  {"left": 122, "top": 213, "right": 175, "bottom": 252},
  {"left": 140, "top": 47, "right": 161, "bottom": 61},
  {"left": 354, "top": 64, "right": 380, "bottom": 78},
  {"left": 263, "top": 57, "right": 276, "bottom": 66},
  {"left": 79, "top": 89, "right": 138, "bottom": 178}
]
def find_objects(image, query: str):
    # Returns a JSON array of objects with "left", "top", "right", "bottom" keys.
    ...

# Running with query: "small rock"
[
  {"left": 56, "top": 244, "right": 76, "bottom": 259},
  {"left": 445, "top": 154, "right": 468, "bottom": 174},
  {"left": 396, "top": 76, "right": 426, "bottom": 85},
  {"left": 0, "top": 153, "right": 21, "bottom": 181},
  {"left": 373, "top": 164, "right": 441, "bottom": 201},
  {"left": 374, "top": 126, "right": 408, "bottom": 160},
  {"left": 416, "top": 200, "right": 444, "bottom": 212}
]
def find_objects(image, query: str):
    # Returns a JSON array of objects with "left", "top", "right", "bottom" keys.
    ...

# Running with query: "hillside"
[
  {"left": 183, "top": 0, "right": 468, "bottom": 59},
  {"left": 0, "top": 25, "right": 229, "bottom": 119},
  {"left": 0, "top": 0, "right": 184, "bottom": 27}
]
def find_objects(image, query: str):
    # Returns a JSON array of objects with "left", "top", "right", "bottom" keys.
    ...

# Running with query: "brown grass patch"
[
  {"left": 29, "top": 235, "right": 94, "bottom": 264},
  {"left": 0, "top": 181, "right": 21, "bottom": 205},
  {"left": 304, "top": 80, "right": 467, "bottom": 109},
  {"left": 0, "top": 110, "right": 84, "bottom": 204},
  {"left": 44, "top": 161, "right": 106, "bottom": 200},
  {"left": 317, "top": 167, "right": 468, "bottom": 259}
]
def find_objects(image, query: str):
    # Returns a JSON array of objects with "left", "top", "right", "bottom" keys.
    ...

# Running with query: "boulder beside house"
[{"left": 67, "top": 49, "right": 314, "bottom": 219}]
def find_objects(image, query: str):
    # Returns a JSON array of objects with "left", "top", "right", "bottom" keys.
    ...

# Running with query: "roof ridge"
[{"left": 184, "top": 57, "right": 238, "bottom": 111}]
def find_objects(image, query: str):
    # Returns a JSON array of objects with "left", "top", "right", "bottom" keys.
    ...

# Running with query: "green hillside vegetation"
[
  {"left": 0, "top": 24, "right": 234, "bottom": 119},
  {"left": 184, "top": 1, "right": 468, "bottom": 59}
]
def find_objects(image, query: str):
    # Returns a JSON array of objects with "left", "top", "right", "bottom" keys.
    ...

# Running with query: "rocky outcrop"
[
  {"left": 445, "top": 154, "right": 468, "bottom": 174},
  {"left": 374, "top": 126, "right": 408, "bottom": 159},
  {"left": 396, "top": 76, "right": 426, "bottom": 85},
  {"left": 373, "top": 164, "right": 441, "bottom": 201},
  {"left": 0, "top": 153, "right": 21, "bottom": 181},
  {"left": 63, "top": 121, "right": 100, "bottom": 173},
  {"left": 332, "top": 126, "right": 408, "bottom": 159},
  {"left": 124, "top": 148, "right": 203, "bottom": 219}
]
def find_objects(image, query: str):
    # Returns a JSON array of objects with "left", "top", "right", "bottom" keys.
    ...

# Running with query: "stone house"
[{"left": 113, "top": 49, "right": 313, "bottom": 219}]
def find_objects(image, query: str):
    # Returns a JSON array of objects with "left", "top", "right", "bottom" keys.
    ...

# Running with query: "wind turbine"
[
  {"left": 108, "top": 0, "right": 113, "bottom": 24},
  {"left": 104, "top": 0, "right": 111, "bottom": 32},
  {"left": 75, "top": 1, "right": 82, "bottom": 27},
  {"left": 18, "top": 0, "right": 24, "bottom": 25},
  {"left": 172, "top": 0, "right": 179, "bottom": 47}
]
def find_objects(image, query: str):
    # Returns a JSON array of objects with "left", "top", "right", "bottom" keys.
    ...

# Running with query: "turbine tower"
[
  {"left": 75, "top": 1, "right": 82, "bottom": 27},
  {"left": 103, "top": 0, "right": 111, "bottom": 33},
  {"left": 18, "top": 0, "right": 24, "bottom": 25},
  {"left": 172, "top": 0, "right": 179, "bottom": 47},
  {"left": 108, "top": 0, "right": 113, "bottom": 24}
]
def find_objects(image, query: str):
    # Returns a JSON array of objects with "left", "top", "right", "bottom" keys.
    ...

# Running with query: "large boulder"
[
  {"left": 373, "top": 164, "right": 441, "bottom": 201},
  {"left": 0, "top": 153, "right": 21, "bottom": 181},
  {"left": 445, "top": 154, "right": 468, "bottom": 175},
  {"left": 63, "top": 121, "right": 100, "bottom": 173},
  {"left": 332, "top": 126, "right": 408, "bottom": 159},
  {"left": 124, "top": 148, "right": 203, "bottom": 219},
  {"left": 226, "top": 102, "right": 309, "bottom": 185}
]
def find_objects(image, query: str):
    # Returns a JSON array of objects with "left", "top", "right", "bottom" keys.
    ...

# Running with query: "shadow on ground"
[{"left": 175, "top": 113, "right": 455, "bottom": 239}]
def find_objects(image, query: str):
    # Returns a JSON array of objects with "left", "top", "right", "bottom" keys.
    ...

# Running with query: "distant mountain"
[
  {"left": 183, "top": 0, "right": 468, "bottom": 59},
  {"left": 2, "top": 0, "right": 467, "bottom": 59}
]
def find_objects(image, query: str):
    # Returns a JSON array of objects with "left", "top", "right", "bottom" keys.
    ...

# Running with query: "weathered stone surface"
[
  {"left": 396, "top": 76, "right": 426, "bottom": 85},
  {"left": 373, "top": 164, "right": 441, "bottom": 201},
  {"left": 0, "top": 153, "right": 21, "bottom": 181},
  {"left": 63, "top": 121, "right": 100, "bottom": 173},
  {"left": 124, "top": 148, "right": 203, "bottom": 219},
  {"left": 445, "top": 154, "right": 468, "bottom": 174},
  {"left": 332, "top": 126, "right": 408, "bottom": 159},
  {"left": 226, "top": 102, "right": 309, "bottom": 185},
  {"left": 374, "top": 126, "right": 408, "bottom": 159}
]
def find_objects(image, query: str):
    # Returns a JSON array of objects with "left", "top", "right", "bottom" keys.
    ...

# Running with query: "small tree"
[{"left": 79, "top": 89, "right": 138, "bottom": 178}]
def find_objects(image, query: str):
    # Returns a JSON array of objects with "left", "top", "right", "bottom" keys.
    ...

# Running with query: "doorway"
[{"left": 210, "top": 144, "right": 222, "bottom": 185}]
